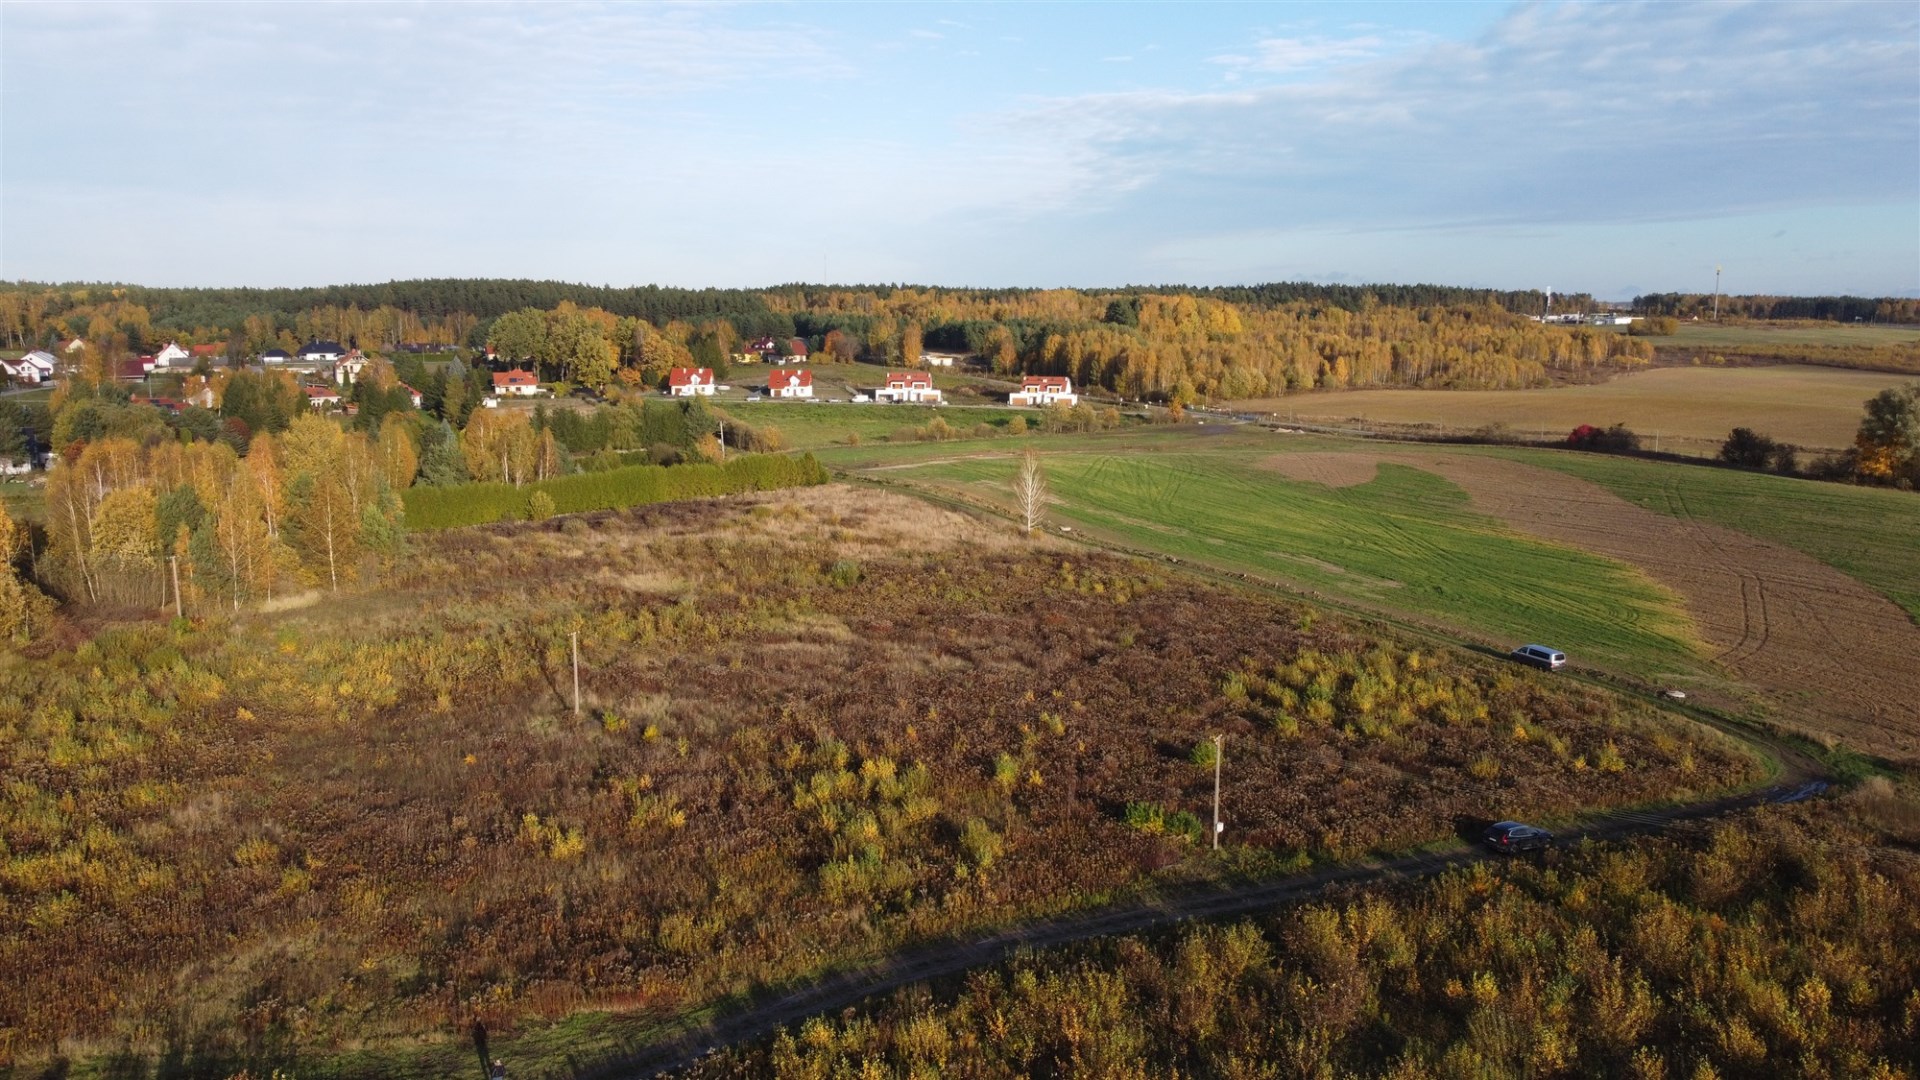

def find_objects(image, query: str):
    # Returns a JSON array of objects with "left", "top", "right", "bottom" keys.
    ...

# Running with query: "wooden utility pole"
[
  {"left": 571, "top": 631, "right": 580, "bottom": 716},
  {"left": 1211, "top": 733, "right": 1224, "bottom": 851},
  {"left": 170, "top": 555, "right": 182, "bottom": 618}
]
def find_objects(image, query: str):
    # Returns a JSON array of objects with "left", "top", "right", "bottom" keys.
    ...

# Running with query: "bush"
[
  {"left": 402, "top": 453, "right": 832, "bottom": 530},
  {"left": 1627, "top": 315, "right": 1679, "bottom": 336},
  {"left": 1567, "top": 423, "right": 1641, "bottom": 453},
  {"left": 1719, "top": 428, "right": 1799, "bottom": 474},
  {"left": 527, "top": 491, "right": 555, "bottom": 521}
]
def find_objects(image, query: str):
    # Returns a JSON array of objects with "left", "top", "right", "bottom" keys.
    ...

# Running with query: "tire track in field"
[{"left": 1262, "top": 451, "right": 1920, "bottom": 762}]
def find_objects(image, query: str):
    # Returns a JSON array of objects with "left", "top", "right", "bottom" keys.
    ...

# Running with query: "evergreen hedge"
[{"left": 401, "top": 453, "right": 830, "bottom": 530}]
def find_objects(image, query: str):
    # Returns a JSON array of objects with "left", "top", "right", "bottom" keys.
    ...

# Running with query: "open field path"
[
  {"left": 1265, "top": 451, "right": 1920, "bottom": 762},
  {"left": 608, "top": 767, "right": 1829, "bottom": 1078}
]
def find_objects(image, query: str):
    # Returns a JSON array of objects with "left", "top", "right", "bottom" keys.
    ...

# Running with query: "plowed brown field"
[{"left": 1265, "top": 451, "right": 1920, "bottom": 761}]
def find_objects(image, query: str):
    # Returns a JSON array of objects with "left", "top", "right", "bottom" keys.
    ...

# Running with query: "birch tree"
[{"left": 1014, "top": 449, "right": 1049, "bottom": 537}]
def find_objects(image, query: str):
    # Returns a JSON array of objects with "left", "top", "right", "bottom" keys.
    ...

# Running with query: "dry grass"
[
  {"left": 1229, "top": 364, "right": 1907, "bottom": 456},
  {"left": 0, "top": 484, "right": 1758, "bottom": 1065}
]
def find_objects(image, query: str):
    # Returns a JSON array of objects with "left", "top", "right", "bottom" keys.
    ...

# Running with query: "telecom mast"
[{"left": 1713, "top": 265, "right": 1722, "bottom": 321}]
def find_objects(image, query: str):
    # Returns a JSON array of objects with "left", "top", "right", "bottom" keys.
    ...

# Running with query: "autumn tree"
[
  {"left": 460, "top": 408, "right": 539, "bottom": 485},
  {"left": 1853, "top": 382, "right": 1920, "bottom": 485},
  {"left": 1014, "top": 448, "right": 1050, "bottom": 536},
  {"left": 0, "top": 502, "right": 54, "bottom": 643},
  {"left": 376, "top": 414, "right": 419, "bottom": 491}
]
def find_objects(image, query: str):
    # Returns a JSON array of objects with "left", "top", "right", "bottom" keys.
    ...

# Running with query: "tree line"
[{"left": 1633, "top": 292, "right": 1920, "bottom": 323}]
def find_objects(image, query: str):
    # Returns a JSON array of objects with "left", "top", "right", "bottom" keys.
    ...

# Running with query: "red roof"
[
  {"left": 114, "top": 359, "right": 149, "bottom": 380},
  {"left": 787, "top": 337, "right": 809, "bottom": 355},
  {"left": 493, "top": 370, "right": 538, "bottom": 388},
  {"left": 884, "top": 371, "right": 932, "bottom": 389},
  {"left": 190, "top": 344, "right": 222, "bottom": 357},
  {"left": 1021, "top": 375, "right": 1071, "bottom": 392},
  {"left": 770, "top": 369, "right": 812, "bottom": 388},
  {"left": 304, "top": 385, "right": 338, "bottom": 399},
  {"left": 668, "top": 367, "right": 714, "bottom": 387}
]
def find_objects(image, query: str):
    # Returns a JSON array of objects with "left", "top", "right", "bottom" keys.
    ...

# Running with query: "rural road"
[{"left": 593, "top": 748, "right": 1828, "bottom": 1078}]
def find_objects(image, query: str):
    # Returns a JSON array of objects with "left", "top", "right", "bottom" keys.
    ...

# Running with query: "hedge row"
[{"left": 401, "top": 453, "right": 831, "bottom": 530}]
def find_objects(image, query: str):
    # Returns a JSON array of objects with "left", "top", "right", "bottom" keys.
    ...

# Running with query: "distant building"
[
  {"left": 767, "top": 368, "right": 813, "bottom": 399},
  {"left": 261, "top": 348, "right": 292, "bottom": 365},
  {"left": 4, "top": 350, "right": 57, "bottom": 384},
  {"left": 492, "top": 370, "right": 542, "bottom": 397},
  {"left": 668, "top": 367, "right": 716, "bottom": 396},
  {"left": 876, "top": 370, "right": 941, "bottom": 403},
  {"left": 152, "top": 342, "right": 192, "bottom": 369},
  {"left": 304, "top": 385, "right": 341, "bottom": 409},
  {"left": 1009, "top": 375, "right": 1077, "bottom": 407},
  {"left": 298, "top": 340, "right": 347, "bottom": 365}
]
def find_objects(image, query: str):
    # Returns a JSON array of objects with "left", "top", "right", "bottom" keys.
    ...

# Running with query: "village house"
[
  {"left": 919, "top": 352, "right": 960, "bottom": 368},
  {"left": 114, "top": 357, "right": 152, "bottom": 381},
  {"left": 189, "top": 343, "right": 224, "bottom": 362},
  {"left": 260, "top": 348, "right": 291, "bottom": 365},
  {"left": 668, "top": 367, "right": 716, "bottom": 396},
  {"left": 777, "top": 337, "right": 810, "bottom": 365},
  {"left": 3, "top": 350, "right": 57, "bottom": 384},
  {"left": 400, "top": 382, "right": 424, "bottom": 408},
  {"left": 297, "top": 340, "right": 347, "bottom": 365},
  {"left": 875, "top": 370, "right": 941, "bottom": 403},
  {"left": 767, "top": 368, "right": 813, "bottom": 399},
  {"left": 734, "top": 336, "right": 777, "bottom": 363},
  {"left": 304, "top": 385, "right": 341, "bottom": 410},
  {"left": 332, "top": 350, "right": 371, "bottom": 386},
  {"left": 152, "top": 342, "right": 192, "bottom": 369},
  {"left": 1009, "top": 374, "right": 1078, "bottom": 407},
  {"left": 492, "top": 370, "right": 542, "bottom": 397},
  {"left": 60, "top": 337, "right": 86, "bottom": 354}
]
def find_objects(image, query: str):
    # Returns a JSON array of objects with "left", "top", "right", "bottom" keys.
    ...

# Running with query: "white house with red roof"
[
  {"left": 492, "top": 370, "right": 542, "bottom": 397},
  {"left": 1009, "top": 374, "right": 1077, "bottom": 407},
  {"left": 4, "top": 350, "right": 57, "bottom": 384},
  {"left": 304, "top": 385, "right": 341, "bottom": 410},
  {"left": 668, "top": 367, "right": 716, "bottom": 396},
  {"left": 875, "top": 370, "right": 941, "bottom": 403},
  {"left": 777, "top": 337, "right": 809, "bottom": 365},
  {"left": 333, "top": 350, "right": 371, "bottom": 386},
  {"left": 400, "top": 382, "right": 424, "bottom": 408},
  {"left": 767, "top": 368, "right": 813, "bottom": 399},
  {"left": 60, "top": 337, "right": 86, "bottom": 354}
]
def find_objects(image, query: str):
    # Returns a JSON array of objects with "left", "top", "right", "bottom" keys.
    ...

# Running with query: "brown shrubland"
[{"left": 0, "top": 485, "right": 1756, "bottom": 1061}]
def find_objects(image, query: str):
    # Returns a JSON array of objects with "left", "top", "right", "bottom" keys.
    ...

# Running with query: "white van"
[{"left": 1510, "top": 644, "right": 1567, "bottom": 671}]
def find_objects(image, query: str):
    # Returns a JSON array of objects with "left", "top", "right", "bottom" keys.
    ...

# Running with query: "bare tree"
[{"left": 1014, "top": 449, "right": 1049, "bottom": 536}]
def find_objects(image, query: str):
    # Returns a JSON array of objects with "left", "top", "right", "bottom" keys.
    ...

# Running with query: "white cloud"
[
  {"left": 996, "top": 0, "right": 1918, "bottom": 235},
  {"left": 1211, "top": 34, "right": 1387, "bottom": 73}
]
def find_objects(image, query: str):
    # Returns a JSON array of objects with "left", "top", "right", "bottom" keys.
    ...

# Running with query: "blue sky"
[{"left": 2, "top": 1, "right": 1914, "bottom": 298}]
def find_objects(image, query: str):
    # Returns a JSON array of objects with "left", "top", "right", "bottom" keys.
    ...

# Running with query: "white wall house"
[
  {"left": 919, "top": 352, "right": 960, "bottom": 367},
  {"left": 333, "top": 351, "right": 370, "bottom": 386},
  {"left": 876, "top": 371, "right": 941, "bottom": 403},
  {"left": 152, "top": 342, "right": 191, "bottom": 369},
  {"left": 298, "top": 340, "right": 346, "bottom": 366},
  {"left": 492, "top": 370, "right": 542, "bottom": 397},
  {"left": 668, "top": 366, "right": 716, "bottom": 396},
  {"left": 7, "top": 351, "right": 57, "bottom": 384},
  {"left": 1009, "top": 375, "right": 1077, "bottom": 407},
  {"left": 767, "top": 369, "right": 813, "bottom": 398}
]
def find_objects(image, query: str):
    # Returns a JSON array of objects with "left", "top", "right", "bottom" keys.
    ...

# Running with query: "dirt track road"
[
  {"left": 1264, "top": 452, "right": 1920, "bottom": 763},
  {"left": 602, "top": 767, "right": 1824, "bottom": 1078}
]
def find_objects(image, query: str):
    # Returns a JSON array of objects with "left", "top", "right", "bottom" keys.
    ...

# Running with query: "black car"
[{"left": 1483, "top": 821, "right": 1554, "bottom": 853}]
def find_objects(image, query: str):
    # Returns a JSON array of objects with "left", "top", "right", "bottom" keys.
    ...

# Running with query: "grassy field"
[
  {"left": 1662, "top": 321, "right": 1920, "bottom": 349},
  {"left": 828, "top": 425, "right": 1920, "bottom": 715},
  {"left": 1500, "top": 446, "right": 1920, "bottom": 623},
  {"left": 724, "top": 400, "right": 1034, "bottom": 450},
  {"left": 1227, "top": 364, "right": 1903, "bottom": 456},
  {"left": 842, "top": 430, "right": 1704, "bottom": 682}
]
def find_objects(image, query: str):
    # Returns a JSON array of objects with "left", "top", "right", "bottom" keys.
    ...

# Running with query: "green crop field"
[
  {"left": 832, "top": 425, "right": 1920, "bottom": 702},
  {"left": 1496, "top": 446, "right": 1920, "bottom": 622},
  {"left": 856, "top": 430, "right": 1705, "bottom": 680}
]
